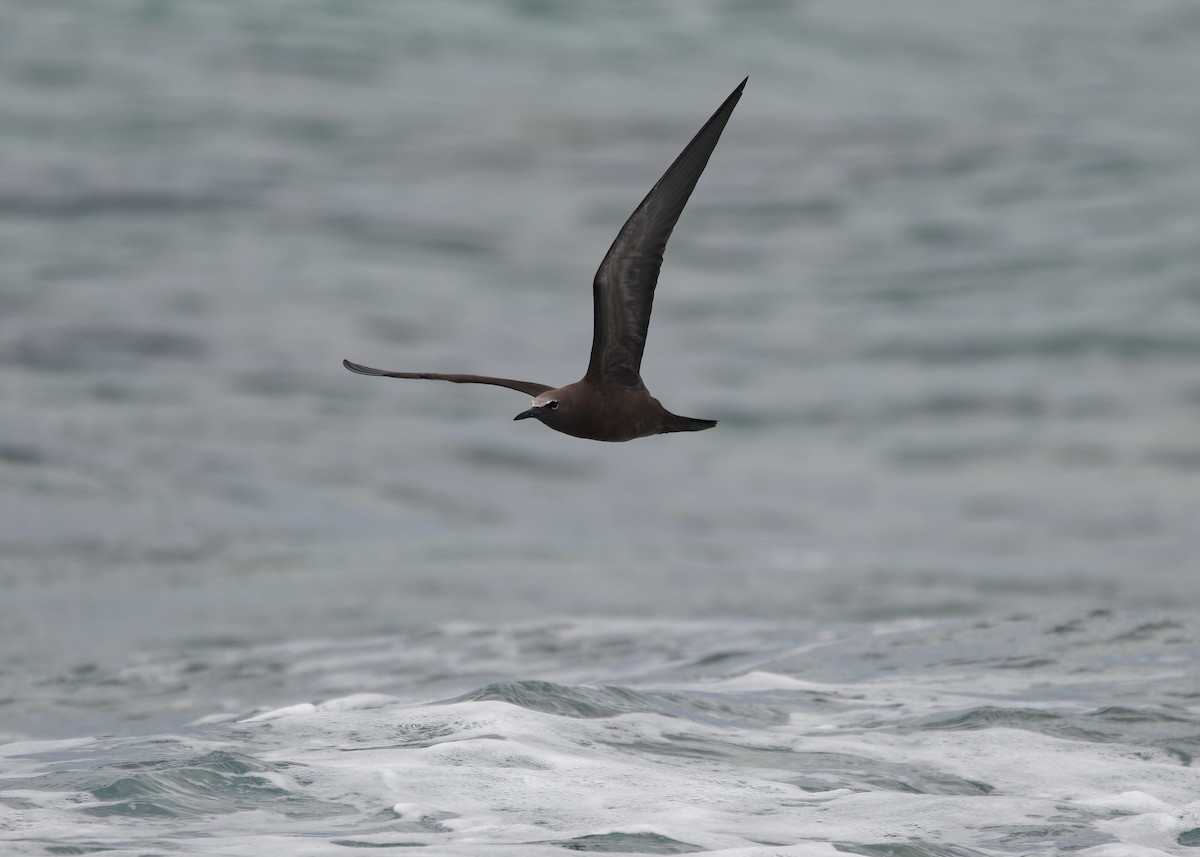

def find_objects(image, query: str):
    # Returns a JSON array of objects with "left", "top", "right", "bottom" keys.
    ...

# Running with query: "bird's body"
[
  {"left": 344, "top": 78, "right": 746, "bottom": 442},
  {"left": 517, "top": 382, "right": 715, "bottom": 443}
]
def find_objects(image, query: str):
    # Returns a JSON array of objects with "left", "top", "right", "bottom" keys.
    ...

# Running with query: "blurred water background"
[{"left": 2, "top": 2, "right": 1200, "bottom": 854}]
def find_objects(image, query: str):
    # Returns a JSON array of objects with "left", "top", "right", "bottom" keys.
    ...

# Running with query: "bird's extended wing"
[
  {"left": 343, "top": 359, "right": 552, "bottom": 397},
  {"left": 586, "top": 77, "right": 746, "bottom": 388}
]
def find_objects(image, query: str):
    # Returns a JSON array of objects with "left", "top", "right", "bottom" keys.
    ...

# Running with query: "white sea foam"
[{"left": 3, "top": 614, "right": 1197, "bottom": 855}]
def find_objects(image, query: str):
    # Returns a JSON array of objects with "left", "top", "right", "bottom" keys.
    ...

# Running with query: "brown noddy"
[{"left": 344, "top": 77, "right": 746, "bottom": 442}]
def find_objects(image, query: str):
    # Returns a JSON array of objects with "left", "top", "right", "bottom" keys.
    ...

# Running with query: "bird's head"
[{"left": 514, "top": 391, "right": 565, "bottom": 424}]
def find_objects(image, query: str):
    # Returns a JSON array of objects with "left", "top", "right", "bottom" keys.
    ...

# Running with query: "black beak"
[{"left": 514, "top": 406, "right": 541, "bottom": 421}]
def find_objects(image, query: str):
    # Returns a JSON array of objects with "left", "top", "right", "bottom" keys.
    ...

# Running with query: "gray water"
[{"left": 2, "top": 2, "right": 1200, "bottom": 854}]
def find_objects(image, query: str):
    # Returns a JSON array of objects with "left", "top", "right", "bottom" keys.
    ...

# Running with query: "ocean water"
[
  {"left": 2, "top": 1, "right": 1200, "bottom": 854},
  {"left": 4, "top": 614, "right": 1200, "bottom": 854}
]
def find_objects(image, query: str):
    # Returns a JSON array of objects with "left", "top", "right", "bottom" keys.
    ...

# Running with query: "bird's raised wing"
[
  {"left": 343, "top": 359, "right": 552, "bottom": 397},
  {"left": 586, "top": 77, "right": 746, "bottom": 388}
]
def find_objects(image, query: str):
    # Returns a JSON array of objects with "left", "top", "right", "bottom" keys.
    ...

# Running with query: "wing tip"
[{"left": 343, "top": 359, "right": 379, "bottom": 376}]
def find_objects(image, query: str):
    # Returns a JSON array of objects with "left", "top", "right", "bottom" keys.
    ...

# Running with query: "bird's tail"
[{"left": 662, "top": 415, "right": 718, "bottom": 434}]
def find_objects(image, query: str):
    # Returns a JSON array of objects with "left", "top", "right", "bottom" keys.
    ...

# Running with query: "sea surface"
[{"left": 2, "top": 1, "right": 1199, "bottom": 854}]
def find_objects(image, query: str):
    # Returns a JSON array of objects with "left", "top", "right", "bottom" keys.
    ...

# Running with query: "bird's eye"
[{"left": 547, "top": 401, "right": 559, "bottom": 410}]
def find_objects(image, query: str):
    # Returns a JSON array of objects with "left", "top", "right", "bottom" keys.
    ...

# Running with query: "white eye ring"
[{"left": 547, "top": 401, "right": 559, "bottom": 410}]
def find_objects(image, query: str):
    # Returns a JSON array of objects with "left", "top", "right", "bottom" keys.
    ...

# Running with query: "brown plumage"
[{"left": 344, "top": 78, "right": 746, "bottom": 442}]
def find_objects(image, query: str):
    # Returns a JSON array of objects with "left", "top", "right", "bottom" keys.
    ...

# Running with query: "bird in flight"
[{"left": 344, "top": 78, "right": 746, "bottom": 442}]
